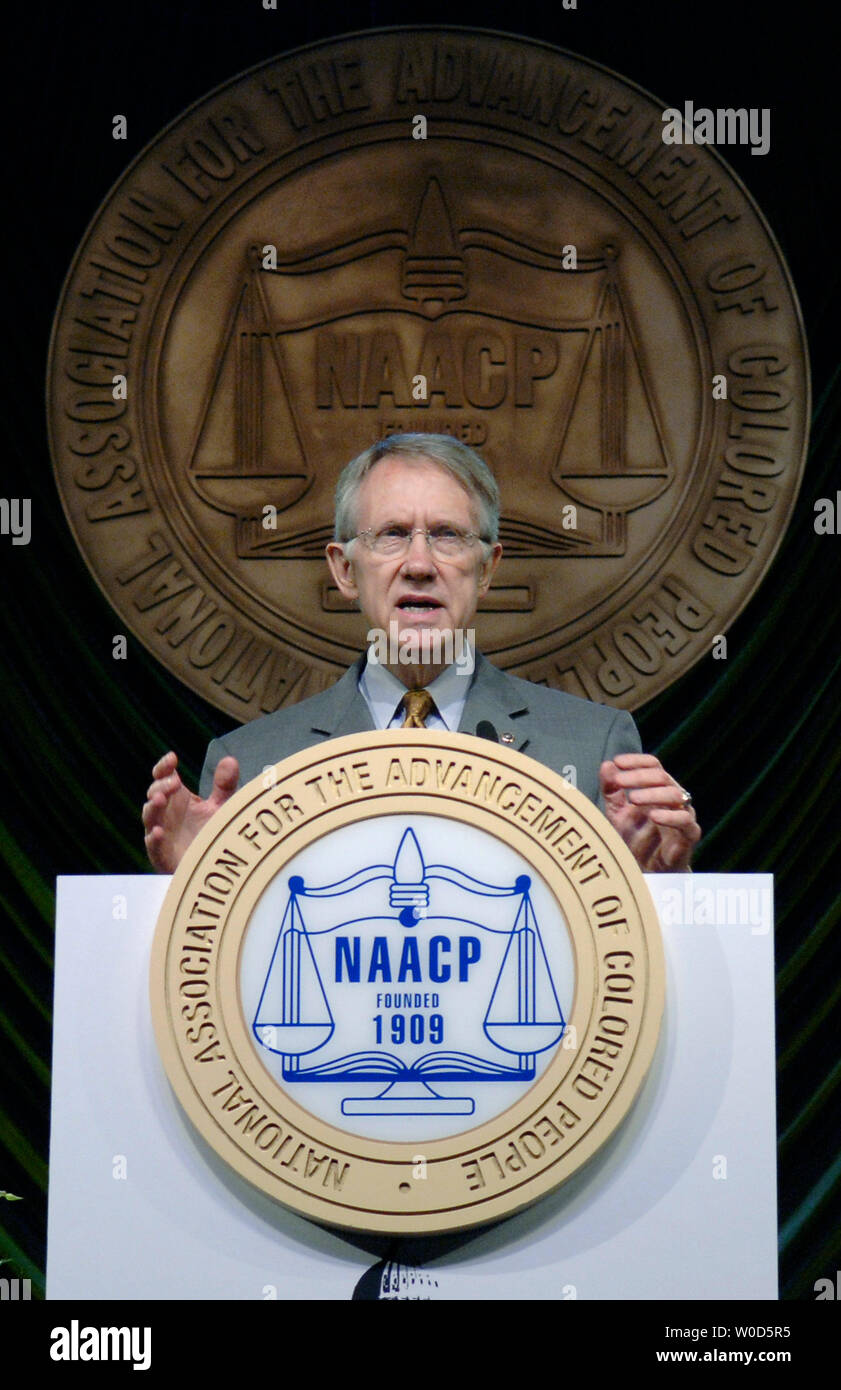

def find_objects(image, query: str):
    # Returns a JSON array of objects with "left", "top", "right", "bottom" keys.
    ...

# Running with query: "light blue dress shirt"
[{"left": 358, "top": 645, "right": 476, "bottom": 731}]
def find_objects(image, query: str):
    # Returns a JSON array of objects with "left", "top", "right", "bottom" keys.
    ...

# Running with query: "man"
[{"left": 143, "top": 434, "right": 700, "bottom": 872}]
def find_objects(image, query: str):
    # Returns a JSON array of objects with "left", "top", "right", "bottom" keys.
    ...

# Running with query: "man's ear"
[
  {"left": 326, "top": 541, "right": 359, "bottom": 600},
  {"left": 477, "top": 542, "right": 503, "bottom": 597}
]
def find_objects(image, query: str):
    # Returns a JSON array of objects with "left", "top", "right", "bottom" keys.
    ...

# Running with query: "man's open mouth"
[{"left": 396, "top": 598, "right": 443, "bottom": 612}]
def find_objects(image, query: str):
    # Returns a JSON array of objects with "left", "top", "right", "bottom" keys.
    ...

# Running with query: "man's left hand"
[{"left": 600, "top": 753, "right": 701, "bottom": 872}]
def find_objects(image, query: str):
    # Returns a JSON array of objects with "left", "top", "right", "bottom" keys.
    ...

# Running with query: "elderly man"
[{"left": 143, "top": 434, "right": 700, "bottom": 873}]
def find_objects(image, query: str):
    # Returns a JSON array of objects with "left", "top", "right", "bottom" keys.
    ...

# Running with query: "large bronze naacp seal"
[
  {"left": 150, "top": 732, "right": 664, "bottom": 1234},
  {"left": 48, "top": 29, "right": 808, "bottom": 716}
]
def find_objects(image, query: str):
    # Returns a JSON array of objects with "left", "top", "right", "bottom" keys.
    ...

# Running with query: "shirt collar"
[{"left": 359, "top": 641, "right": 476, "bottom": 730}]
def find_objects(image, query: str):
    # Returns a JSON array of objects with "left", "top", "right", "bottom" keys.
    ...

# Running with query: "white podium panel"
[{"left": 47, "top": 874, "right": 776, "bottom": 1300}]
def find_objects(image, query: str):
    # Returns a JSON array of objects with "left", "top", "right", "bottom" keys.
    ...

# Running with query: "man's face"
[{"left": 326, "top": 454, "right": 502, "bottom": 647}]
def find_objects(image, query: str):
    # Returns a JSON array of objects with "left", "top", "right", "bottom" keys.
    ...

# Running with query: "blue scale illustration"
[{"left": 252, "top": 828, "right": 566, "bottom": 1116}]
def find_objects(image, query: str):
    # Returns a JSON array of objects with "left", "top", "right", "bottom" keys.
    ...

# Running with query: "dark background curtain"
[{"left": 1, "top": 0, "right": 837, "bottom": 1298}]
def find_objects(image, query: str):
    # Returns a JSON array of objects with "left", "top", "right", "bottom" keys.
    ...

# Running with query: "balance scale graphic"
[
  {"left": 186, "top": 177, "right": 674, "bottom": 563},
  {"left": 251, "top": 827, "right": 568, "bottom": 1117}
]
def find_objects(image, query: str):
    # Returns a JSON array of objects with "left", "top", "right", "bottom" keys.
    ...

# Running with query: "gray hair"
[{"left": 333, "top": 434, "right": 500, "bottom": 544}]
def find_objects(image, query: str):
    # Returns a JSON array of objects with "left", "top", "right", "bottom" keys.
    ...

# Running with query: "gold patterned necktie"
[{"left": 400, "top": 688, "right": 434, "bottom": 728}]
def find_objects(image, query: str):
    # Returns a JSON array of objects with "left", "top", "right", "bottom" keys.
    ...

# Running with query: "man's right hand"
[{"left": 142, "top": 751, "right": 240, "bottom": 873}]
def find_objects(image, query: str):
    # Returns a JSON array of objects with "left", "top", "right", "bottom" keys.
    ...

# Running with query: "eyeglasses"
[{"left": 350, "top": 525, "right": 488, "bottom": 558}]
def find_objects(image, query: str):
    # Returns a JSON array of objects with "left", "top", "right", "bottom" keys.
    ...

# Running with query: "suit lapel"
[
  {"left": 308, "top": 656, "right": 376, "bottom": 739},
  {"left": 308, "top": 652, "right": 533, "bottom": 748},
  {"left": 460, "top": 652, "right": 532, "bottom": 753}
]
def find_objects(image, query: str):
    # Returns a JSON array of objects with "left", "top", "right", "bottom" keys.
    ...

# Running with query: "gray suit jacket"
[{"left": 199, "top": 652, "right": 641, "bottom": 812}]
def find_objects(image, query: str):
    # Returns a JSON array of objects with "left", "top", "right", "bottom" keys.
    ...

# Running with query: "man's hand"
[
  {"left": 600, "top": 753, "right": 701, "bottom": 872},
  {"left": 142, "top": 751, "right": 240, "bottom": 873}
]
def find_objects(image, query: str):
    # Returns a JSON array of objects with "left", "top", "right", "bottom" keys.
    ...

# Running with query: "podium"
[{"left": 47, "top": 872, "right": 777, "bottom": 1300}]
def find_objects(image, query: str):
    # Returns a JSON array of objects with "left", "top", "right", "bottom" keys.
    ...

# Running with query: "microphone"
[{"left": 476, "top": 720, "right": 499, "bottom": 742}]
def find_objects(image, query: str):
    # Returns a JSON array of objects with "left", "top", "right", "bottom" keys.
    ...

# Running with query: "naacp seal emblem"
[
  {"left": 48, "top": 28, "right": 808, "bottom": 717},
  {"left": 151, "top": 733, "right": 665, "bottom": 1234}
]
